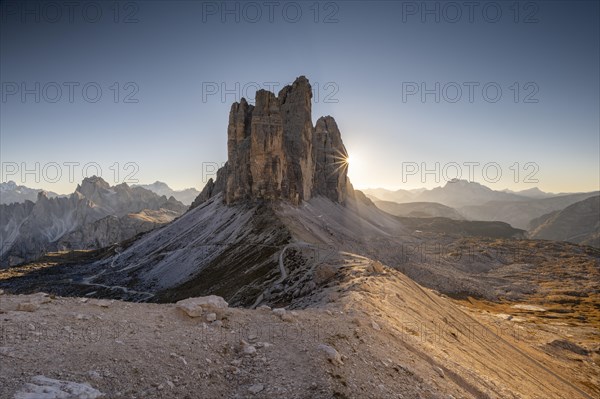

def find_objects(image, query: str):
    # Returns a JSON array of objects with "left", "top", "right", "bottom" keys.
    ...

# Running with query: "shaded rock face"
[
  {"left": 193, "top": 76, "right": 352, "bottom": 207},
  {"left": 313, "top": 116, "right": 349, "bottom": 203}
]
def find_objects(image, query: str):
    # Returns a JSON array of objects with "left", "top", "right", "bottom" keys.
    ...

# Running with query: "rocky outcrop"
[
  {"left": 193, "top": 76, "right": 353, "bottom": 207},
  {"left": 190, "top": 164, "right": 229, "bottom": 209}
]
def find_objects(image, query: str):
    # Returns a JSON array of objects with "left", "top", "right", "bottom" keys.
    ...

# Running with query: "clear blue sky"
[{"left": 1, "top": 0, "right": 598, "bottom": 194}]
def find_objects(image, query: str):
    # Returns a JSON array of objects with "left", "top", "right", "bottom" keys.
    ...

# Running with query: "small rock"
[
  {"left": 170, "top": 353, "right": 188, "bottom": 365},
  {"left": 17, "top": 302, "right": 39, "bottom": 312},
  {"left": 93, "top": 299, "right": 113, "bottom": 308},
  {"left": 0, "top": 289, "right": 4, "bottom": 295},
  {"left": 240, "top": 340, "right": 257, "bottom": 356},
  {"left": 272, "top": 308, "right": 286, "bottom": 316},
  {"left": 257, "top": 305, "right": 271, "bottom": 311},
  {"left": 317, "top": 344, "right": 343, "bottom": 365},
  {"left": 212, "top": 320, "right": 223, "bottom": 328},
  {"left": 248, "top": 384, "right": 264, "bottom": 394},
  {"left": 371, "top": 321, "right": 381, "bottom": 331},
  {"left": 87, "top": 371, "right": 102, "bottom": 380},
  {"left": 205, "top": 313, "right": 217, "bottom": 322},
  {"left": 434, "top": 366, "right": 445, "bottom": 378}
]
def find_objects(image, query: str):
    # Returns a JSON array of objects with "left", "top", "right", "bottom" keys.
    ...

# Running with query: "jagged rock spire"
[{"left": 193, "top": 76, "right": 353, "bottom": 207}]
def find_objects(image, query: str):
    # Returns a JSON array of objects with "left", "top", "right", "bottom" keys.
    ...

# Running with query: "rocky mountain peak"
[
  {"left": 195, "top": 76, "right": 353, "bottom": 207},
  {"left": 36, "top": 191, "right": 49, "bottom": 201},
  {"left": 76, "top": 176, "right": 111, "bottom": 196},
  {"left": 0, "top": 181, "right": 18, "bottom": 191}
]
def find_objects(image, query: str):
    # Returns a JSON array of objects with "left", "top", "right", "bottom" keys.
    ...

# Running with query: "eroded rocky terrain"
[{"left": 1, "top": 250, "right": 598, "bottom": 398}]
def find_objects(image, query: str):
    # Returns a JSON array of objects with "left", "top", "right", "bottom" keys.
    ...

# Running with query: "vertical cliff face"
[
  {"left": 278, "top": 77, "right": 315, "bottom": 204},
  {"left": 226, "top": 98, "right": 254, "bottom": 204},
  {"left": 193, "top": 76, "right": 353, "bottom": 208},
  {"left": 313, "top": 116, "right": 350, "bottom": 203},
  {"left": 249, "top": 90, "right": 286, "bottom": 202}
]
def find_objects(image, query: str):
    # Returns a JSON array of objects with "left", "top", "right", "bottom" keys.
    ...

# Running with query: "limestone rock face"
[
  {"left": 194, "top": 76, "right": 353, "bottom": 207},
  {"left": 226, "top": 98, "right": 254, "bottom": 203},
  {"left": 313, "top": 116, "right": 350, "bottom": 203},
  {"left": 249, "top": 89, "right": 286, "bottom": 202},
  {"left": 278, "top": 76, "right": 314, "bottom": 203}
]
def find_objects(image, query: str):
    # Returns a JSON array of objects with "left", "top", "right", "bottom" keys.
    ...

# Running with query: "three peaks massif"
[{"left": 193, "top": 75, "right": 356, "bottom": 206}]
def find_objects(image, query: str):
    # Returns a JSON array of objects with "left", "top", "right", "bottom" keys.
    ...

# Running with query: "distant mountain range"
[
  {"left": 529, "top": 196, "right": 600, "bottom": 247},
  {"left": 1, "top": 180, "right": 200, "bottom": 207},
  {"left": 459, "top": 192, "right": 599, "bottom": 230},
  {"left": 372, "top": 200, "right": 464, "bottom": 220},
  {"left": 133, "top": 181, "right": 200, "bottom": 205},
  {"left": 0, "top": 176, "right": 187, "bottom": 266},
  {"left": 364, "top": 180, "right": 533, "bottom": 208},
  {"left": 364, "top": 181, "right": 599, "bottom": 239},
  {"left": 501, "top": 187, "right": 558, "bottom": 199},
  {"left": 0, "top": 181, "right": 59, "bottom": 205}
]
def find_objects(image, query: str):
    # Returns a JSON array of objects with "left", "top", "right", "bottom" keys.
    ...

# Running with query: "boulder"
[{"left": 176, "top": 295, "right": 228, "bottom": 318}]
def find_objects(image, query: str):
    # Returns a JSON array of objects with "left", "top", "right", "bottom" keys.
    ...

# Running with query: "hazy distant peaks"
[
  {"left": 0, "top": 181, "right": 18, "bottom": 191},
  {"left": 0, "top": 181, "right": 60, "bottom": 205},
  {"left": 132, "top": 181, "right": 200, "bottom": 206}
]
